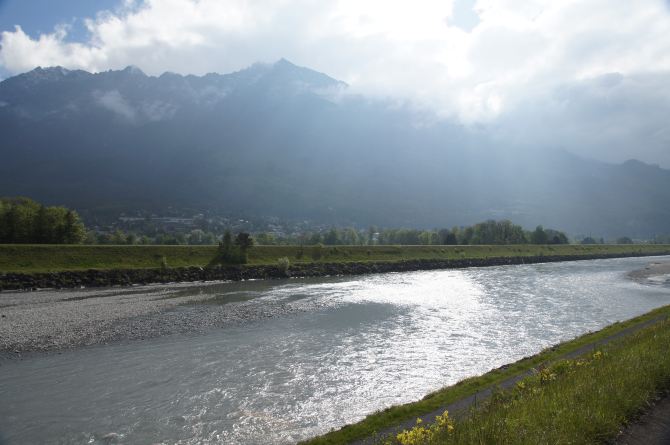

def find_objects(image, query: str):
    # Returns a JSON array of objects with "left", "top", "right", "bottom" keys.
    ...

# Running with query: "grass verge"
[
  {"left": 301, "top": 304, "right": 670, "bottom": 445},
  {"left": 1, "top": 244, "right": 669, "bottom": 273},
  {"left": 389, "top": 316, "right": 670, "bottom": 444}
]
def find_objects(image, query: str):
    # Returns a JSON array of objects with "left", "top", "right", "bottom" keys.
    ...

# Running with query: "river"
[{"left": 1, "top": 256, "right": 669, "bottom": 444}]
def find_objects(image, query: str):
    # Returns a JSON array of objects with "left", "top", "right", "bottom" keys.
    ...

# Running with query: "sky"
[{"left": 1, "top": 0, "right": 669, "bottom": 167}]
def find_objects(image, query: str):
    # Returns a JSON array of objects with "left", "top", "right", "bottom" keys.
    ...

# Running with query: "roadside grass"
[
  {"left": 1, "top": 243, "right": 669, "bottom": 273},
  {"left": 301, "top": 305, "right": 670, "bottom": 445},
  {"left": 389, "top": 317, "right": 670, "bottom": 445}
]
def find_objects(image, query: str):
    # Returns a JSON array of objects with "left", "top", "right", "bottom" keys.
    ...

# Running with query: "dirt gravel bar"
[
  {"left": 0, "top": 281, "right": 320, "bottom": 354},
  {"left": 628, "top": 261, "right": 670, "bottom": 286}
]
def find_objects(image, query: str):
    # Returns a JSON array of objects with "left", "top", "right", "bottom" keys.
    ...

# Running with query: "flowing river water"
[{"left": 1, "top": 256, "right": 670, "bottom": 445}]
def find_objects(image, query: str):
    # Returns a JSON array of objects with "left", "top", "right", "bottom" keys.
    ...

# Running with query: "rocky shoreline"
[{"left": 3, "top": 251, "right": 670, "bottom": 291}]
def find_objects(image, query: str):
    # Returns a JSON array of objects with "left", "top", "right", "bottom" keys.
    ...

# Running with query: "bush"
[{"left": 277, "top": 257, "right": 290, "bottom": 276}]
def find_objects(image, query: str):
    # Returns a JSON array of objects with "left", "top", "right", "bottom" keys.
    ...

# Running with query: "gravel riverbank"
[{"left": 0, "top": 280, "right": 323, "bottom": 354}]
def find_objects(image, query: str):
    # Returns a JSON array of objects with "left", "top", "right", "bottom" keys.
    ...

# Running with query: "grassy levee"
[
  {"left": 1, "top": 243, "right": 669, "bottom": 274},
  {"left": 301, "top": 304, "right": 670, "bottom": 445},
  {"left": 391, "top": 314, "right": 670, "bottom": 445}
]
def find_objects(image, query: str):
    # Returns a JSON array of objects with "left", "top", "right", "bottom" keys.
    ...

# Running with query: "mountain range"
[{"left": 1, "top": 59, "right": 669, "bottom": 238}]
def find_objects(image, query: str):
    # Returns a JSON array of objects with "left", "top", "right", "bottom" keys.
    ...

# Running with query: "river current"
[{"left": 1, "top": 256, "right": 669, "bottom": 444}]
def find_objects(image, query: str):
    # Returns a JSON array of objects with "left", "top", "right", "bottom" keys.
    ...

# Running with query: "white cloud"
[
  {"left": 1, "top": 0, "right": 670, "bottom": 165},
  {"left": 94, "top": 90, "right": 137, "bottom": 120}
]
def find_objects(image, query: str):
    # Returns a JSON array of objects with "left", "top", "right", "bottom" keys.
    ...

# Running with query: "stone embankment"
[{"left": 2, "top": 251, "right": 669, "bottom": 291}]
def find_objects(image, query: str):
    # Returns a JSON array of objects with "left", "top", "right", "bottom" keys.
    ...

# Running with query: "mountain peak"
[
  {"left": 267, "top": 58, "right": 346, "bottom": 89},
  {"left": 3, "top": 66, "right": 78, "bottom": 87},
  {"left": 121, "top": 65, "right": 146, "bottom": 76},
  {"left": 28, "top": 66, "right": 71, "bottom": 78},
  {"left": 273, "top": 58, "right": 296, "bottom": 68}
]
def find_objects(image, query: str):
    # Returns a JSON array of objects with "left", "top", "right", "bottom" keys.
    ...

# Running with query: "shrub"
[{"left": 277, "top": 257, "right": 290, "bottom": 276}]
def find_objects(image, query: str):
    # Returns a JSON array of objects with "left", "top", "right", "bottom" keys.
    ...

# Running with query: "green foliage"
[
  {"left": 530, "top": 225, "right": 549, "bottom": 244},
  {"left": 544, "top": 228, "right": 569, "bottom": 244},
  {"left": 467, "top": 220, "right": 528, "bottom": 245},
  {"left": 234, "top": 232, "right": 254, "bottom": 251},
  {"left": 212, "top": 231, "right": 254, "bottom": 265},
  {"left": 438, "top": 229, "right": 457, "bottom": 245},
  {"left": 527, "top": 225, "right": 568, "bottom": 245},
  {"left": 255, "top": 232, "right": 276, "bottom": 245},
  {"left": 277, "top": 256, "right": 291, "bottom": 276},
  {"left": 0, "top": 197, "right": 86, "bottom": 244},
  {"left": 356, "top": 221, "right": 568, "bottom": 247},
  {"left": 324, "top": 228, "right": 340, "bottom": 245},
  {"left": 617, "top": 236, "right": 634, "bottom": 244}
]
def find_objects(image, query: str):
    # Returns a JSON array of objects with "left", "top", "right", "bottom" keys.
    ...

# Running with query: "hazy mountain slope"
[{"left": 1, "top": 60, "right": 669, "bottom": 237}]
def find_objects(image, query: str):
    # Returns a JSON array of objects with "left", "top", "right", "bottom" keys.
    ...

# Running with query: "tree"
[
  {"left": 111, "top": 230, "right": 128, "bottom": 245},
  {"left": 63, "top": 210, "right": 86, "bottom": 244},
  {"left": 235, "top": 232, "right": 254, "bottom": 251},
  {"left": 530, "top": 226, "right": 549, "bottom": 244},
  {"left": 219, "top": 230, "right": 233, "bottom": 260},
  {"left": 188, "top": 229, "right": 206, "bottom": 245},
  {"left": 545, "top": 229, "right": 569, "bottom": 244},
  {"left": 617, "top": 236, "right": 633, "bottom": 244},
  {"left": 419, "top": 231, "right": 436, "bottom": 245},
  {"left": 343, "top": 228, "right": 360, "bottom": 245},
  {"left": 33, "top": 205, "right": 50, "bottom": 243},
  {"left": 255, "top": 232, "right": 276, "bottom": 245},
  {"left": 0, "top": 197, "right": 86, "bottom": 244},
  {"left": 324, "top": 228, "right": 340, "bottom": 245},
  {"left": 213, "top": 231, "right": 253, "bottom": 265}
]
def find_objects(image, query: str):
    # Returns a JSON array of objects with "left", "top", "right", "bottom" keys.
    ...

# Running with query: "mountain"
[{"left": 1, "top": 60, "right": 669, "bottom": 237}]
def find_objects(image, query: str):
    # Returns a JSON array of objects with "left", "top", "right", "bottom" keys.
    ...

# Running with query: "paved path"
[{"left": 353, "top": 314, "right": 669, "bottom": 445}]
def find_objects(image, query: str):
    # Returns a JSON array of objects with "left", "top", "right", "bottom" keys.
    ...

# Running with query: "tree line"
[
  {"left": 256, "top": 220, "right": 570, "bottom": 246},
  {"left": 0, "top": 197, "right": 86, "bottom": 244},
  {"left": 2, "top": 197, "right": 648, "bottom": 247}
]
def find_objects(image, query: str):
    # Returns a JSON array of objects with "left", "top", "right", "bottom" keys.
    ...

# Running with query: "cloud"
[
  {"left": 495, "top": 72, "right": 670, "bottom": 168},
  {"left": 93, "top": 89, "right": 178, "bottom": 122},
  {"left": 94, "top": 90, "right": 136, "bottom": 120},
  {"left": 1, "top": 0, "right": 670, "bottom": 165}
]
